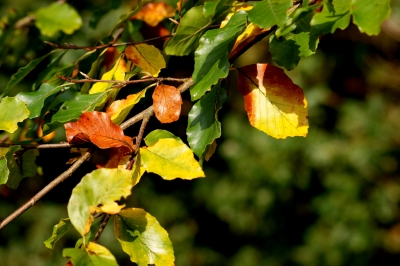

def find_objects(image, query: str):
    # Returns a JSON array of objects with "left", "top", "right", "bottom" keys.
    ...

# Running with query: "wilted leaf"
[
  {"left": 35, "top": 2, "right": 82, "bottom": 37},
  {"left": 44, "top": 218, "right": 72, "bottom": 249},
  {"left": 65, "top": 111, "right": 134, "bottom": 153},
  {"left": 89, "top": 56, "right": 127, "bottom": 94},
  {"left": 106, "top": 89, "right": 147, "bottom": 125},
  {"left": 67, "top": 168, "right": 133, "bottom": 236},
  {"left": 63, "top": 242, "right": 118, "bottom": 266},
  {"left": 144, "top": 129, "right": 182, "bottom": 146},
  {"left": 247, "top": 0, "right": 292, "bottom": 29},
  {"left": 0, "top": 97, "right": 30, "bottom": 133},
  {"left": 237, "top": 64, "right": 308, "bottom": 139},
  {"left": 152, "top": 84, "right": 182, "bottom": 123},
  {"left": 191, "top": 11, "right": 247, "bottom": 100},
  {"left": 140, "top": 138, "right": 204, "bottom": 180},
  {"left": 187, "top": 86, "right": 226, "bottom": 158},
  {"left": 131, "top": 2, "right": 175, "bottom": 27},
  {"left": 125, "top": 44, "right": 166, "bottom": 77},
  {"left": 114, "top": 208, "right": 175, "bottom": 266}
]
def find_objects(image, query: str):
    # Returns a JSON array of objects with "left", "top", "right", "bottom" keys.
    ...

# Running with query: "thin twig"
[
  {"left": 134, "top": 115, "right": 150, "bottom": 153},
  {"left": 0, "top": 142, "right": 82, "bottom": 149},
  {"left": 57, "top": 75, "right": 187, "bottom": 85},
  {"left": 92, "top": 214, "right": 111, "bottom": 243},
  {"left": 0, "top": 149, "right": 94, "bottom": 230},
  {"left": 45, "top": 34, "right": 175, "bottom": 51}
]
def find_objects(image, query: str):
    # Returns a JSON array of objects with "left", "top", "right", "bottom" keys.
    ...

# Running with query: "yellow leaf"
[
  {"left": 125, "top": 44, "right": 166, "bottom": 77},
  {"left": 140, "top": 138, "right": 204, "bottom": 180},
  {"left": 238, "top": 64, "right": 309, "bottom": 139},
  {"left": 132, "top": 153, "right": 145, "bottom": 186},
  {"left": 131, "top": 2, "right": 175, "bottom": 27},
  {"left": 89, "top": 56, "right": 127, "bottom": 94}
]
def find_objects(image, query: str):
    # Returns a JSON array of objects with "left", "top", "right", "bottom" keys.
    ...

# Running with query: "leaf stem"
[{"left": 92, "top": 214, "right": 111, "bottom": 243}]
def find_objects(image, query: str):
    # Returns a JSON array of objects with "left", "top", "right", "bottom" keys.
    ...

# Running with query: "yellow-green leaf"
[
  {"left": 114, "top": 208, "right": 175, "bottom": 266},
  {"left": 125, "top": 44, "right": 166, "bottom": 77},
  {"left": 132, "top": 153, "right": 145, "bottom": 186},
  {"left": 63, "top": 242, "right": 118, "bottom": 266},
  {"left": 44, "top": 218, "right": 72, "bottom": 249},
  {"left": 237, "top": 63, "right": 308, "bottom": 139},
  {"left": 140, "top": 138, "right": 204, "bottom": 180},
  {"left": 67, "top": 168, "right": 133, "bottom": 236},
  {"left": 89, "top": 56, "right": 127, "bottom": 94},
  {"left": 0, "top": 97, "right": 29, "bottom": 133}
]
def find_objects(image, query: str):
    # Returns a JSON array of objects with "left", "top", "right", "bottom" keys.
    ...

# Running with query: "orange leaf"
[
  {"left": 65, "top": 111, "right": 134, "bottom": 153},
  {"left": 152, "top": 84, "right": 182, "bottom": 123},
  {"left": 131, "top": 2, "right": 175, "bottom": 27},
  {"left": 238, "top": 64, "right": 309, "bottom": 139}
]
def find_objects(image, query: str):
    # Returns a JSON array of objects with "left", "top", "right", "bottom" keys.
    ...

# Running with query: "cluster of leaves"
[{"left": 0, "top": 0, "right": 392, "bottom": 265}]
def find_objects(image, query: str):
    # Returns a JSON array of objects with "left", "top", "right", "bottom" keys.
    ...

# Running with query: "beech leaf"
[
  {"left": 125, "top": 44, "right": 166, "bottom": 77},
  {"left": 0, "top": 97, "right": 30, "bottom": 133},
  {"left": 65, "top": 111, "right": 134, "bottom": 153},
  {"left": 114, "top": 208, "right": 175, "bottom": 266},
  {"left": 44, "top": 218, "right": 72, "bottom": 249},
  {"left": 152, "top": 84, "right": 182, "bottom": 123},
  {"left": 67, "top": 168, "right": 133, "bottom": 236},
  {"left": 247, "top": 0, "right": 292, "bottom": 29},
  {"left": 144, "top": 129, "right": 182, "bottom": 146},
  {"left": 237, "top": 64, "right": 308, "bottom": 139},
  {"left": 89, "top": 57, "right": 127, "bottom": 94},
  {"left": 140, "top": 138, "right": 204, "bottom": 180},
  {"left": 63, "top": 242, "right": 118, "bottom": 266},
  {"left": 131, "top": 2, "right": 175, "bottom": 27}
]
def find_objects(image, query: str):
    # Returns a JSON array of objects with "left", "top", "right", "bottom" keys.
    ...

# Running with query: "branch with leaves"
[{"left": 0, "top": 0, "right": 391, "bottom": 265}]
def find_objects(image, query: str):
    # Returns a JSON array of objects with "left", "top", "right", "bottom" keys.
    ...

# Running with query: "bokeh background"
[{"left": 1, "top": 0, "right": 400, "bottom": 265}]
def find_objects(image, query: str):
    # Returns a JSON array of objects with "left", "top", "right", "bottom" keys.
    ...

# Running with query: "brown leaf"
[
  {"left": 152, "top": 84, "right": 182, "bottom": 123},
  {"left": 65, "top": 111, "right": 134, "bottom": 153}
]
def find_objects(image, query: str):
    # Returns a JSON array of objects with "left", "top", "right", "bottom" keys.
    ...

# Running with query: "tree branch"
[
  {"left": 92, "top": 214, "right": 111, "bottom": 243},
  {"left": 0, "top": 142, "right": 83, "bottom": 149},
  {"left": 57, "top": 75, "right": 187, "bottom": 85}
]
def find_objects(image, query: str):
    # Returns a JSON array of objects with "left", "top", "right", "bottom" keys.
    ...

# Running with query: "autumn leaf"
[
  {"left": 152, "top": 84, "right": 182, "bottom": 123},
  {"left": 64, "top": 111, "right": 134, "bottom": 153},
  {"left": 89, "top": 56, "right": 127, "bottom": 94},
  {"left": 125, "top": 44, "right": 166, "bottom": 77},
  {"left": 237, "top": 64, "right": 308, "bottom": 139},
  {"left": 131, "top": 2, "right": 175, "bottom": 27},
  {"left": 63, "top": 242, "right": 118, "bottom": 266}
]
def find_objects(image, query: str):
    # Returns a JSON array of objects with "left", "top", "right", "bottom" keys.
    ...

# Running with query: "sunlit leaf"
[
  {"left": 144, "top": 129, "right": 182, "bottom": 146},
  {"left": 44, "top": 218, "right": 72, "bottom": 249},
  {"left": 152, "top": 84, "right": 182, "bottom": 123},
  {"left": 247, "top": 0, "right": 292, "bottom": 29},
  {"left": 140, "top": 138, "right": 204, "bottom": 180},
  {"left": 63, "top": 242, "right": 118, "bottom": 266},
  {"left": 131, "top": 2, "right": 175, "bottom": 26},
  {"left": 164, "top": 6, "right": 212, "bottom": 56},
  {"left": 35, "top": 2, "right": 82, "bottom": 37},
  {"left": 114, "top": 208, "right": 175, "bottom": 266},
  {"left": 237, "top": 63, "right": 308, "bottom": 139},
  {"left": 311, "top": 0, "right": 351, "bottom": 35},
  {"left": 132, "top": 153, "right": 145, "bottom": 186},
  {"left": 0, "top": 97, "right": 30, "bottom": 133},
  {"left": 187, "top": 85, "right": 226, "bottom": 158},
  {"left": 65, "top": 111, "right": 134, "bottom": 152},
  {"left": 67, "top": 168, "right": 133, "bottom": 236},
  {"left": 125, "top": 44, "right": 166, "bottom": 77},
  {"left": 89, "top": 56, "right": 127, "bottom": 94},
  {"left": 191, "top": 11, "right": 247, "bottom": 101}
]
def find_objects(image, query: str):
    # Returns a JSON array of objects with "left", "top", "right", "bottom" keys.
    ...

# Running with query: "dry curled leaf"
[{"left": 152, "top": 84, "right": 182, "bottom": 123}]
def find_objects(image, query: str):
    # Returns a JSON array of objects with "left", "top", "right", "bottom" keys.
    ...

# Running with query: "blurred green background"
[{"left": 1, "top": 0, "right": 400, "bottom": 265}]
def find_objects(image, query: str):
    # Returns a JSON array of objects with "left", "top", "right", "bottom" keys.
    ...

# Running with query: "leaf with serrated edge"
[
  {"left": 144, "top": 129, "right": 182, "bottom": 146},
  {"left": 44, "top": 218, "right": 72, "bottom": 249},
  {"left": 187, "top": 86, "right": 226, "bottom": 158},
  {"left": 191, "top": 11, "right": 247, "bottom": 101},
  {"left": 114, "top": 208, "right": 175, "bottom": 266},
  {"left": 0, "top": 146, "right": 21, "bottom": 186},
  {"left": 125, "top": 44, "right": 166, "bottom": 77},
  {"left": 63, "top": 242, "right": 118, "bottom": 266},
  {"left": 248, "top": 0, "right": 292, "bottom": 29},
  {"left": 140, "top": 138, "right": 204, "bottom": 180},
  {"left": 0, "top": 97, "right": 29, "bottom": 133},
  {"left": 238, "top": 64, "right": 308, "bottom": 139},
  {"left": 68, "top": 168, "right": 133, "bottom": 236},
  {"left": 152, "top": 84, "right": 182, "bottom": 123},
  {"left": 35, "top": 2, "right": 82, "bottom": 37},
  {"left": 89, "top": 56, "right": 126, "bottom": 94},
  {"left": 106, "top": 89, "right": 146, "bottom": 125},
  {"left": 352, "top": 0, "right": 390, "bottom": 35}
]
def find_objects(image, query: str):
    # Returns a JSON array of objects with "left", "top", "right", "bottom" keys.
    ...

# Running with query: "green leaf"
[
  {"left": 90, "top": 0, "right": 122, "bottom": 29},
  {"left": 44, "top": 218, "right": 72, "bottom": 249},
  {"left": 0, "top": 146, "right": 21, "bottom": 186},
  {"left": 187, "top": 86, "right": 226, "bottom": 158},
  {"left": 191, "top": 11, "right": 247, "bottom": 101},
  {"left": 68, "top": 168, "right": 133, "bottom": 236},
  {"left": 35, "top": 2, "right": 82, "bottom": 37},
  {"left": 311, "top": 0, "right": 351, "bottom": 35},
  {"left": 1, "top": 50, "right": 61, "bottom": 98},
  {"left": 46, "top": 65, "right": 75, "bottom": 87},
  {"left": 63, "top": 242, "right": 118, "bottom": 266},
  {"left": 109, "top": 0, "right": 149, "bottom": 36},
  {"left": 164, "top": 6, "right": 212, "bottom": 56},
  {"left": 144, "top": 130, "right": 182, "bottom": 146},
  {"left": 32, "top": 51, "right": 68, "bottom": 90},
  {"left": 114, "top": 208, "right": 175, "bottom": 266},
  {"left": 140, "top": 138, "right": 205, "bottom": 180},
  {"left": 248, "top": 0, "right": 292, "bottom": 29},
  {"left": 125, "top": 44, "right": 166, "bottom": 77},
  {"left": 351, "top": 0, "right": 391, "bottom": 35},
  {"left": 0, "top": 97, "right": 30, "bottom": 133},
  {"left": 17, "top": 83, "right": 64, "bottom": 119},
  {"left": 269, "top": 34, "right": 301, "bottom": 71}
]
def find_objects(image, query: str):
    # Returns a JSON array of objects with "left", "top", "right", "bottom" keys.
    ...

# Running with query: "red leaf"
[
  {"left": 152, "top": 84, "right": 182, "bottom": 123},
  {"left": 65, "top": 111, "right": 134, "bottom": 153}
]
